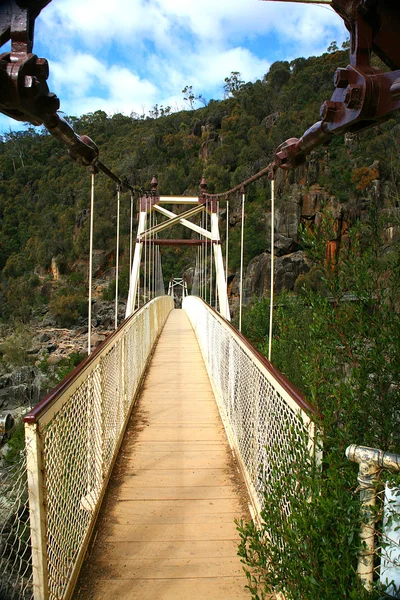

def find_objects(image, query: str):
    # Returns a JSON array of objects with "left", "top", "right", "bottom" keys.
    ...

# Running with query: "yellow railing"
[{"left": 23, "top": 296, "right": 173, "bottom": 600}]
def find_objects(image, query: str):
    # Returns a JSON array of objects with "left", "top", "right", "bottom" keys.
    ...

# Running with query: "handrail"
[
  {"left": 200, "top": 299, "right": 317, "bottom": 417},
  {"left": 183, "top": 296, "right": 317, "bottom": 517},
  {"left": 24, "top": 298, "right": 157, "bottom": 426},
  {"left": 24, "top": 296, "right": 174, "bottom": 600}
]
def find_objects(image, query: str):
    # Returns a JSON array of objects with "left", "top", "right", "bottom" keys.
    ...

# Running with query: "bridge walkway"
[{"left": 73, "top": 309, "right": 251, "bottom": 600}]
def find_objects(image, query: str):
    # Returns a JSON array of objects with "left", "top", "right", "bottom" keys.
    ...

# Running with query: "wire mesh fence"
[
  {"left": 183, "top": 296, "right": 316, "bottom": 517},
  {"left": 0, "top": 448, "right": 33, "bottom": 600},
  {"left": 22, "top": 296, "right": 173, "bottom": 600}
]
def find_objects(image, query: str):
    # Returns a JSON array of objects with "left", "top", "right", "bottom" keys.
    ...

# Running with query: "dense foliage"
[
  {"left": 237, "top": 207, "right": 400, "bottom": 599},
  {"left": 3, "top": 46, "right": 399, "bottom": 323}
]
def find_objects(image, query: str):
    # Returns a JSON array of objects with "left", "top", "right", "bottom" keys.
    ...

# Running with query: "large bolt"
[
  {"left": 320, "top": 100, "right": 337, "bottom": 123},
  {"left": 344, "top": 85, "right": 362, "bottom": 110},
  {"left": 334, "top": 68, "right": 349, "bottom": 89},
  {"left": 34, "top": 58, "right": 49, "bottom": 80},
  {"left": 390, "top": 79, "right": 400, "bottom": 101}
]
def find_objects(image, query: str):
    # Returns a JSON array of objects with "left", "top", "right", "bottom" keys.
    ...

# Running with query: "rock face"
[
  {"left": 228, "top": 155, "right": 384, "bottom": 305},
  {"left": 0, "top": 367, "right": 43, "bottom": 413},
  {"left": 231, "top": 251, "right": 310, "bottom": 301}
]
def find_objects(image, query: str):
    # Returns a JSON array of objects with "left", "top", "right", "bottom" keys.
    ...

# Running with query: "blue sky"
[{"left": 0, "top": 0, "right": 348, "bottom": 132}]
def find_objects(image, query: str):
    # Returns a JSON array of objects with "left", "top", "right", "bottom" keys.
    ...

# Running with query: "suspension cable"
[
  {"left": 239, "top": 188, "right": 245, "bottom": 333},
  {"left": 88, "top": 169, "right": 95, "bottom": 355},
  {"left": 226, "top": 200, "right": 229, "bottom": 316},
  {"left": 137, "top": 262, "right": 140, "bottom": 309},
  {"left": 200, "top": 215, "right": 204, "bottom": 299},
  {"left": 210, "top": 231, "right": 213, "bottom": 306},
  {"left": 148, "top": 205, "right": 152, "bottom": 299},
  {"left": 268, "top": 178, "right": 275, "bottom": 362},
  {"left": 205, "top": 200, "right": 208, "bottom": 301},
  {"left": 152, "top": 212, "right": 156, "bottom": 298},
  {"left": 115, "top": 186, "right": 121, "bottom": 330},
  {"left": 216, "top": 200, "right": 219, "bottom": 310},
  {"left": 203, "top": 163, "right": 275, "bottom": 200},
  {"left": 129, "top": 193, "right": 134, "bottom": 286},
  {"left": 144, "top": 198, "right": 147, "bottom": 304}
]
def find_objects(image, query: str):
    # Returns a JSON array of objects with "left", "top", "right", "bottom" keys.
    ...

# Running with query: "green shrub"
[
  {"left": 49, "top": 289, "right": 87, "bottom": 326},
  {"left": 0, "top": 325, "right": 34, "bottom": 367},
  {"left": 238, "top": 209, "right": 400, "bottom": 598}
]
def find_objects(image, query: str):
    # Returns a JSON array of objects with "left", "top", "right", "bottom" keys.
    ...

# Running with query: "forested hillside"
[{"left": 1, "top": 45, "right": 399, "bottom": 326}]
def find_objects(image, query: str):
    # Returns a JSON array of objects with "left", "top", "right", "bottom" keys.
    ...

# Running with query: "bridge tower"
[{"left": 126, "top": 178, "right": 230, "bottom": 320}]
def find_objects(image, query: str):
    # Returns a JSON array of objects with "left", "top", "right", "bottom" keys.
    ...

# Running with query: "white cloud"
[
  {"left": 4, "top": 1, "right": 348, "bottom": 122},
  {"left": 48, "top": 51, "right": 158, "bottom": 116},
  {"left": 39, "top": 0, "right": 346, "bottom": 53}
]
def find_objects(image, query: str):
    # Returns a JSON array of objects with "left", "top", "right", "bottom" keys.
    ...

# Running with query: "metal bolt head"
[
  {"left": 344, "top": 85, "right": 362, "bottom": 110},
  {"left": 334, "top": 68, "right": 349, "bottom": 89},
  {"left": 35, "top": 58, "right": 49, "bottom": 80},
  {"left": 320, "top": 100, "right": 337, "bottom": 123}
]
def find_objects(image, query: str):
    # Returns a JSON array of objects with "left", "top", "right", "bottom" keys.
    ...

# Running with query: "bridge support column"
[
  {"left": 126, "top": 211, "right": 147, "bottom": 318},
  {"left": 211, "top": 213, "right": 230, "bottom": 321}
]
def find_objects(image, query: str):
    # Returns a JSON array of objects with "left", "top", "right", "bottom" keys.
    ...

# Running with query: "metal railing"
[
  {"left": 22, "top": 296, "right": 173, "bottom": 600},
  {"left": 183, "top": 296, "right": 317, "bottom": 518},
  {"left": 346, "top": 445, "right": 400, "bottom": 595}
]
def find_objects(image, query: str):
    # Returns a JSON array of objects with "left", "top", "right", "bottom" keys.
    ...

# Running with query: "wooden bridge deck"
[{"left": 74, "top": 309, "right": 251, "bottom": 600}]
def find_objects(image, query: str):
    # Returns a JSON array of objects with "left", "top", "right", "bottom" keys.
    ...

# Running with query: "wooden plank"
[
  {"left": 116, "top": 485, "right": 240, "bottom": 501},
  {"left": 108, "top": 499, "right": 245, "bottom": 518},
  {"left": 90, "top": 539, "right": 242, "bottom": 560},
  {"left": 75, "top": 577, "right": 249, "bottom": 600},
  {"left": 103, "top": 522, "right": 242, "bottom": 542},
  {"left": 117, "top": 468, "right": 233, "bottom": 487},
  {"left": 83, "top": 557, "right": 245, "bottom": 579}
]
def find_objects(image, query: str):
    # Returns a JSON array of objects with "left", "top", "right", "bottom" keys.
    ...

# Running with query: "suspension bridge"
[
  {"left": 0, "top": 183, "right": 316, "bottom": 600},
  {"left": 2, "top": 0, "right": 400, "bottom": 597}
]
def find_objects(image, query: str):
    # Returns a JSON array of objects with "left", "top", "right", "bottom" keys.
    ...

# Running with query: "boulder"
[{"left": 231, "top": 251, "right": 310, "bottom": 301}]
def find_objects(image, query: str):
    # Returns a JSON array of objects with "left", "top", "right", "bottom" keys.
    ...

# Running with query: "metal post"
[
  {"left": 268, "top": 178, "right": 275, "bottom": 361},
  {"left": 239, "top": 188, "right": 245, "bottom": 332},
  {"left": 205, "top": 201, "right": 208, "bottom": 301},
  {"left": 210, "top": 237, "right": 213, "bottom": 306},
  {"left": 115, "top": 187, "right": 120, "bottom": 330},
  {"left": 225, "top": 199, "right": 229, "bottom": 317},
  {"left": 25, "top": 423, "right": 49, "bottom": 600},
  {"left": 129, "top": 193, "right": 134, "bottom": 285},
  {"left": 346, "top": 445, "right": 382, "bottom": 590},
  {"left": 211, "top": 212, "right": 230, "bottom": 320},
  {"left": 144, "top": 199, "right": 147, "bottom": 304},
  {"left": 126, "top": 209, "right": 146, "bottom": 317},
  {"left": 88, "top": 171, "right": 95, "bottom": 355}
]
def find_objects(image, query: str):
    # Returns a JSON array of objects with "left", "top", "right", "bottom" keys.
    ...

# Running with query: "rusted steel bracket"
[
  {"left": 0, "top": 0, "right": 100, "bottom": 166},
  {"left": 0, "top": 1, "right": 139, "bottom": 192},
  {"left": 264, "top": 0, "right": 400, "bottom": 169},
  {"left": 0, "top": 0, "right": 58, "bottom": 125}
]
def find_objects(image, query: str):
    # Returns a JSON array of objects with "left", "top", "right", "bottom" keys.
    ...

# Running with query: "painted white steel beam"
[
  {"left": 126, "top": 211, "right": 147, "bottom": 317},
  {"left": 154, "top": 205, "right": 211, "bottom": 240},
  {"left": 141, "top": 205, "right": 204, "bottom": 239},
  {"left": 211, "top": 213, "right": 230, "bottom": 321}
]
